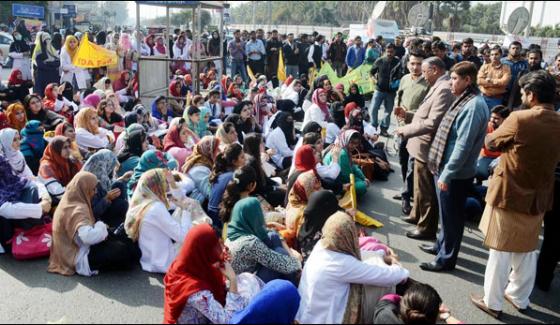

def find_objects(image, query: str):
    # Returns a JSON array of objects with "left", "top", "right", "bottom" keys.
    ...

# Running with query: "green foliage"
[
  {"left": 147, "top": 9, "right": 212, "bottom": 30},
  {"left": 531, "top": 24, "right": 560, "bottom": 38}
]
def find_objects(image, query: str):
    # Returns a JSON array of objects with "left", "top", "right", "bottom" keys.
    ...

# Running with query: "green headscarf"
[
  {"left": 227, "top": 197, "right": 269, "bottom": 242},
  {"left": 197, "top": 107, "right": 210, "bottom": 138},
  {"left": 127, "top": 149, "right": 169, "bottom": 197}
]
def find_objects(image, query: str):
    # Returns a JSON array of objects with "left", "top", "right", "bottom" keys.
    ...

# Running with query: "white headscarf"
[
  {"left": 0, "top": 128, "right": 27, "bottom": 174},
  {"left": 281, "top": 79, "right": 301, "bottom": 105}
]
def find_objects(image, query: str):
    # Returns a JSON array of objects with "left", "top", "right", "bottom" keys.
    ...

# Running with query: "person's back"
[{"left": 486, "top": 107, "right": 560, "bottom": 214}]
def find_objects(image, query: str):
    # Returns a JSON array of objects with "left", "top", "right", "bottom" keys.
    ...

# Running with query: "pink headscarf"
[
  {"left": 82, "top": 94, "right": 101, "bottom": 108},
  {"left": 312, "top": 88, "right": 330, "bottom": 120}
]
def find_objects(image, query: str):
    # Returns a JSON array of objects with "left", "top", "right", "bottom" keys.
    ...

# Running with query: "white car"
[{"left": 0, "top": 32, "right": 14, "bottom": 66}]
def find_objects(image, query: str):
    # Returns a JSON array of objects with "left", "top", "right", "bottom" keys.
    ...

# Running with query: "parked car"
[{"left": 0, "top": 32, "right": 14, "bottom": 68}]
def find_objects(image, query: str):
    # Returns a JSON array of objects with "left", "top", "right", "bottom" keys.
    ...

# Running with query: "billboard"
[{"left": 12, "top": 3, "right": 45, "bottom": 20}]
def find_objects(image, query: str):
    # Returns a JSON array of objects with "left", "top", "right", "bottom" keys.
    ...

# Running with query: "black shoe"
[
  {"left": 418, "top": 243, "right": 438, "bottom": 255},
  {"left": 380, "top": 130, "right": 391, "bottom": 137},
  {"left": 419, "top": 261, "right": 448, "bottom": 272},
  {"left": 402, "top": 217, "right": 417, "bottom": 225},
  {"left": 406, "top": 229, "right": 436, "bottom": 240},
  {"left": 392, "top": 194, "right": 402, "bottom": 200},
  {"left": 402, "top": 200, "right": 411, "bottom": 216}
]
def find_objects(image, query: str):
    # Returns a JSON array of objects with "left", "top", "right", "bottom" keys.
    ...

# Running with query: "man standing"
[
  {"left": 394, "top": 35, "right": 406, "bottom": 59},
  {"left": 431, "top": 41, "right": 455, "bottom": 71},
  {"left": 345, "top": 36, "right": 366, "bottom": 70},
  {"left": 327, "top": 32, "right": 347, "bottom": 77},
  {"left": 307, "top": 35, "right": 325, "bottom": 71},
  {"left": 245, "top": 31, "right": 266, "bottom": 75},
  {"left": 283, "top": 33, "right": 299, "bottom": 78},
  {"left": 501, "top": 41, "right": 528, "bottom": 109},
  {"left": 420, "top": 62, "right": 489, "bottom": 272},
  {"left": 471, "top": 71, "right": 560, "bottom": 318},
  {"left": 527, "top": 49, "right": 544, "bottom": 72},
  {"left": 458, "top": 38, "right": 482, "bottom": 69},
  {"left": 228, "top": 30, "right": 248, "bottom": 83},
  {"left": 395, "top": 57, "right": 454, "bottom": 240},
  {"left": 392, "top": 51, "right": 430, "bottom": 216},
  {"left": 370, "top": 43, "right": 402, "bottom": 137},
  {"left": 297, "top": 34, "right": 311, "bottom": 77},
  {"left": 477, "top": 46, "right": 511, "bottom": 109},
  {"left": 265, "top": 30, "right": 283, "bottom": 81}
]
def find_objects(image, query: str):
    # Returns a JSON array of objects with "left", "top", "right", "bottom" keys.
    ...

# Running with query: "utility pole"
[
  {"left": 252, "top": 2, "right": 256, "bottom": 30},
  {"left": 525, "top": 1, "right": 534, "bottom": 37}
]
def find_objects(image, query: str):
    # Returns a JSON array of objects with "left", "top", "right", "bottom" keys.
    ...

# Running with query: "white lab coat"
[{"left": 60, "top": 48, "right": 89, "bottom": 90}]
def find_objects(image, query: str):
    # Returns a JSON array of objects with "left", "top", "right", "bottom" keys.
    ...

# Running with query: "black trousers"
[
  {"left": 536, "top": 179, "right": 560, "bottom": 290},
  {"left": 248, "top": 59, "right": 265, "bottom": 75},
  {"left": 88, "top": 234, "right": 140, "bottom": 273}
]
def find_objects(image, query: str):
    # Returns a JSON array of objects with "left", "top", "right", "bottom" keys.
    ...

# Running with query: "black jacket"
[
  {"left": 371, "top": 56, "right": 402, "bottom": 93},
  {"left": 283, "top": 41, "right": 299, "bottom": 66}
]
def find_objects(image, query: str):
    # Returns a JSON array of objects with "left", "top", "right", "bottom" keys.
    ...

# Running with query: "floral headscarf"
[
  {"left": 125, "top": 168, "right": 170, "bottom": 241},
  {"left": 127, "top": 149, "right": 169, "bottom": 197},
  {"left": 182, "top": 136, "right": 219, "bottom": 173},
  {"left": 312, "top": 88, "right": 330, "bottom": 120},
  {"left": 0, "top": 155, "right": 28, "bottom": 206},
  {"left": 82, "top": 149, "right": 118, "bottom": 193}
]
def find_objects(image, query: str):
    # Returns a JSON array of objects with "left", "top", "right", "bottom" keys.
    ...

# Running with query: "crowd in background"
[{"left": 0, "top": 20, "right": 559, "bottom": 324}]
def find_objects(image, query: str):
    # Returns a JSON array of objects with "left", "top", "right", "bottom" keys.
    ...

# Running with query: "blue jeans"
[
  {"left": 369, "top": 90, "right": 395, "bottom": 130},
  {"left": 476, "top": 156, "right": 495, "bottom": 181},
  {"left": 256, "top": 232, "right": 298, "bottom": 285},
  {"left": 433, "top": 176, "right": 471, "bottom": 269},
  {"left": 483, "top": 95, "right": 503, "bottom": 110},
  {"left": 231, "top": 59, "right": 248, "bottom": 83}
]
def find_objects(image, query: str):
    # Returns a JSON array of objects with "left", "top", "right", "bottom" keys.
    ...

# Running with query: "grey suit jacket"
[{"left": 401, "top": 74, "right": 455, "bottom": 163}]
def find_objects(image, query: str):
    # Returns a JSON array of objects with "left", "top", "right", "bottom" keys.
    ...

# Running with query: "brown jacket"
[
  {"left": 485, "top": 105, "right": 560, "bottom": 215},
  {"left": 401, "top": 74, "right": 455, "bottom": 163},
  {"left": 477, "top": 63, "right": 511, "bottom": 97}
]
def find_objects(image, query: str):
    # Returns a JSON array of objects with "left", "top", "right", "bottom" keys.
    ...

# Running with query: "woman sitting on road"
[
  {"left": 182, "top": 136, "right": 220, "bottom": 204},
  {"left": 48, "top": 171, "right": 139, "bottom": 276},
  {"left": 75, "top": 107, "right": 115, "bottom": 152}
]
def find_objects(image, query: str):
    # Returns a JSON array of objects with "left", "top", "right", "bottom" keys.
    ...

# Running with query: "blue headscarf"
[
  {"left": 230, "top": 280, "right": 301, "bottom": 324},
  {"left": 126, "top": 149, "right": 178, "bottom": 197},
  {"left": 151, "top": 96, "right": 173, "bottom": 121},
  {"left": 0, "top": 155, "right": 28, "bottom": 206},
  {"left": 20, "top": 120, "right": 45, "bottom": 158}
]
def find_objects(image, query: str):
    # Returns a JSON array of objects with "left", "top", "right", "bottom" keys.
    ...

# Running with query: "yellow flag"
[
  {"left": 73, "top": 33, "right": 118, "bottom": 68},
  {"left": 246, "top": 65, "right": 256, "bottom": 83},
  {"left": 277, "top": 49, "right": 286, "bottom": 82}
]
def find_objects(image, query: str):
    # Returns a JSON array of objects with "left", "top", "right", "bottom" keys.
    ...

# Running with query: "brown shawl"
[
  {"left": 321, "top": 211, "right": 363, "bottom": 324},
  {"left": 48, "top": 171, "right": 98, "bottom": 276}
]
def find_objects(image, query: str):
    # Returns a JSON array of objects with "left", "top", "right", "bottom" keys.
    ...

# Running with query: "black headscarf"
[
  {"left": 117, "top": 123, "right": 146, "bottom": 163},
  {"left": 297, "top": 190, "right": 342, "bottom": 248},
  {"left": 60, "top": 81, "right": 74, "bottom": 102},
  {"left": 332, "top": 102, "right": 346, "bottom": 129},
  {"left": 224, "top": 113, "right": 245, "bottom": 144},
  {"left": 51, "top": 33, "right": 63, "bottom": 51},
  {"left": 342, "top": 84, "right": 365, "bottom": 108},
  {"left": 276, "top": 99, "right": 296, "bottom": 115},
  {"left": 96, "top": 31, "right": 107, "bottom": 45},
  {"left": 9, "top": 31, "right": 31, "bottom": 54},
  {"left": 274, "top": 112, "right": 296, "bottom": 147},
  {"left": 302, "top": 121, "right": 322, "bottom": 135},
  {"left": 124, "top": 112, "right": 139, "bottom": 127}
]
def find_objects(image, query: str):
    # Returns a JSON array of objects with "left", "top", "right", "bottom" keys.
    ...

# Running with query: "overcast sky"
[{"left": 128, "top": 1, "right": 559, "bottom": 28}]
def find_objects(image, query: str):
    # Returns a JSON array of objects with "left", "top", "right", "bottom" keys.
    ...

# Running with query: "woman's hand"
[
  {"left": 117, "top": 171, "right": 133, "bottom": 182},
  {"left": 57, "top": 83, "right": 66, "bottom": 94},
  {"left": 343, "top": 183, "right": 351, "bottom": 192},
  {"left": 40, "top": 199, "right": 51, "bottom": 214},
  {"left": 106, "top": 188, "right": 121, "bottom": 201},
  {"left": 266, "top": 222, "right": 286, "bottom": 231},
  {"left": 220, "top": 262, "right": 238, "bottom": 293}
]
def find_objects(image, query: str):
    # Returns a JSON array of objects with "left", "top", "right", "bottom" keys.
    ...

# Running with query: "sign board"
[
  {"left": 64, "top": 4, "right": 77, "bottom": 15},
  {"left": 506, "top": 7, "right": 530, "bottom": 35},
  {"left": 407, "top": 3, "right": 430, "bottom": 27},
  {"left": 12, "top": 3, "right": 45, "bottom": 20}
]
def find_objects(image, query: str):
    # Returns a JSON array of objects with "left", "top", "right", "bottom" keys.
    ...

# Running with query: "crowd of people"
[{"left": 0, "top": 21, "right": 559, "bottom": 324}]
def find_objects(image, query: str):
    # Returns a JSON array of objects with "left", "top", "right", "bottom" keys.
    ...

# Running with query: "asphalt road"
[{"left": 0, "top": 89, "right": 558, "bottom": 323}]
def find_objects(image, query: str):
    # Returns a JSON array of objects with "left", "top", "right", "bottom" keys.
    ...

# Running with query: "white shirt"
[
  {"left": 76, "top": 127, "right": 113, "bottom": 150},
  {"left": 265, "top": 127, "right": 294, "bottom": 168},
  {"left": 60, "top": 48, "right": 90, "bottom": 90},
  {"left": 74, "top": 221, "right": 108, "bottom": 276},
  {"left": 296, "top": 242, "right": 409, "bottom": 324},
  {"left": 302, "top": 104, "right": 328, "bottom": 130},
  {"left": 138, "top": 201, "right": 193, "bottom": 273},
  {"left": 326, "top": 123, "right": 340, "bottom": 145}
]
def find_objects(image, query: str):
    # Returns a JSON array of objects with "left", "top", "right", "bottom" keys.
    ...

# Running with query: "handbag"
[
  {"left": 351, "top": 150, "right": 375, "bottom": 182},
  {"left": 8, "top": 223, "right": 52, "bottom": 260}
]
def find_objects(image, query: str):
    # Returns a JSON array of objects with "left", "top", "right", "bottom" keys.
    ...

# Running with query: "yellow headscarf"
[
  {"left": 32, "top": 32, "right": 59, "bottom": 65},
  {"left": 64, "top": 35, "right": 79, "bottom": 62}
]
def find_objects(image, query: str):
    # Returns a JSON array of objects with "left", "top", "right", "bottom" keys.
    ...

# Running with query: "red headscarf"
[
  {"left": 113, "top": 70, "right": 130, "bottom": 92},
  {"left": 8, "top": 69, "right": 24, "bottom": 86},
  {"left": 39, "top": 136, "right": 82, "bottom": 186},
  {"left": 184, "top": 74, "right": 192, "bottom": 86},
  {"left": 155, "top": 36, "right": 166, "bottom": 55},
  {"left": 169, "top": 80, "right": 181, "bottom": 98},
  {"left": 163, "top": 224, "right": 225, "bottom": 324},
  {"left": 312, "top": 88, "right": 330, "bottom": 120},
  {"left": 163, "top": 125, "right": 186, "bottom": 151},
  {"left": 227, "top": 83, "right": 243, "bottom": 101},
  {"left": 284, "top": 75, "right": 294, "bottom": 86},
  {"left": 295, "top": 144, "right": 317, "bottom": 173},
  {"left": 344, "top": 102, "right": 359, "bottom": 119},
  {"left": 43, "top": 83, "right": 58, "bottom": 111}
]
